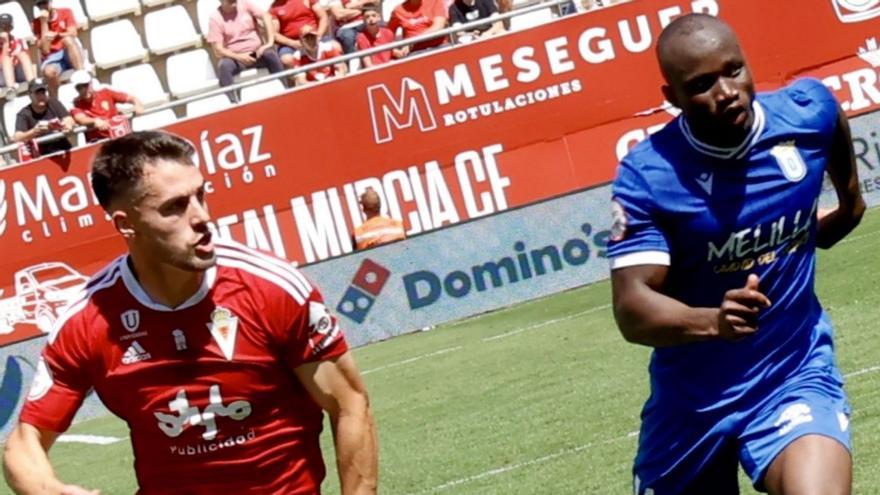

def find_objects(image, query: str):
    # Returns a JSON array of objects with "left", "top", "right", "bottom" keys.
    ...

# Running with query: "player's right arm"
[
  {"left": 608, "top": 159, "right": 770, "bottom": 347},
  {"left": 3, "top": 310, "right": 99, "bottom": 495},
  {"left": 3, "top": 423, "right": 97, "bottom": 495}
]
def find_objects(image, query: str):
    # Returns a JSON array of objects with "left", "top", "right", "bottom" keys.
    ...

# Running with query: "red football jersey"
[
  {"left": 71, "top": 87, "right": 131, "bottom": 142},
  {"left": 270, "top": 0, "right": 320, "bottom": 39},
  {"left": 293, "top": 41, "right": 342, "bottom": 81},
  {"left": 388, "top": 0, "right": 447, "bottom": 51},
  {"left": 32, "top": 7, "right": 77, "bottom": 55},
  {"left": 20, "top": 239, "right": 348, "bottom": 494}
]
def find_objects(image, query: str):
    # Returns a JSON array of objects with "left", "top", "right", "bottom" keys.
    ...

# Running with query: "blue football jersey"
[{"left": 608, "top": 78, "right": 841, "bottom": 410}]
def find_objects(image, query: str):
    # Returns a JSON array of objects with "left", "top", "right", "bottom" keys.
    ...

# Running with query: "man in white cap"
[{"left": 69, "top": 70, "right": 143, "bottom": 143}]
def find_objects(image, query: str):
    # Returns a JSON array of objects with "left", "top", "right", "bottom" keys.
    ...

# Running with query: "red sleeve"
[
  {"left": 110, "top": 89, "right": 131, "bottom": 103},
  {"left": 431, "top": 0, "right": 447, "bottom": 18},
  {"left": 19, "top": 315, "right": 94, "bottom": 433},
  {"left": 61, "top": 9, "right": 78, "bottom": 30},
  {"left": 388, "top": 10, "right": 401, "bottom": 32},
  {"left": 280, "top": 287, "right": 348, "bottom": 369}
]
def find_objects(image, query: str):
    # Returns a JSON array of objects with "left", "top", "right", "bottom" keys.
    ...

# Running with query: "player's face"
[
  {"left": 128, "top": 160, "right": 215, "bottom": 272},
  {"left": 663, "top": 32, "right": 755, "bottom": 144}
]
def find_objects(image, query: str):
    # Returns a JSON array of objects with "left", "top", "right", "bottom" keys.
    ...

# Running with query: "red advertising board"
[{"left": 0, "top": 0, "right": 879, "bottom": 346}]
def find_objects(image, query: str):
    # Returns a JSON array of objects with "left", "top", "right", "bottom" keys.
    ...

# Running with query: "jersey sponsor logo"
[
  {"left": 308, "top": 301, "right": 341, "bottom": 354},
  {"left": 775, "top": 403, "right": 814, "bottom": 436},
  {"left": 121, "top": 341, "right": 151, "bottom": 365},
  {"left": 207, "top": 306, "right": 238, "bottom": 361},
  {"left": 695, "top": 171, "right": 713, "bottom": 195},
  {"left": 770, "top": 141, "right": 807, "bottom": 182},
  {"left": 154, "top": 384, "right": 252, "bottom": 441},
  {"left": 831, "top": 0, "right": 880, "bottom": 23},
  {"left": 610, "top": 200, "right": 627, "bottom": 241},
  {"left": 120, "top": 309, "right": 140, "bottom": 333}
]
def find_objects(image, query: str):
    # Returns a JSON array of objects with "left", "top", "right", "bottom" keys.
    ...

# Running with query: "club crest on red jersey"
[
  {"left": 207, "top": 307, "right": 238, "bottom": 361},
  {"left": 121, "top": 309, "right": 140, "bottom": 333}
]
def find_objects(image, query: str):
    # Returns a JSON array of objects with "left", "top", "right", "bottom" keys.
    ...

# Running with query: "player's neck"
[
  {"left": 686, "top": 112, "right": 755, "bottom": 150},
  {"left": 127, "top": 254, "right": 205, "bottom": 309}
]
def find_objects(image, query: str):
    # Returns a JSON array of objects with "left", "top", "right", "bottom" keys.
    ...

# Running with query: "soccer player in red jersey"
[{"left": 2, "top": 131, "right": 378, "bottom": 495}]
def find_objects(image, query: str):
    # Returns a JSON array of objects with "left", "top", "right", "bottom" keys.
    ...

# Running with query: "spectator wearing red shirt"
[
  {"left": 0, "top": 14, "right": 35, "bottom": 95},
  {"left": 69, "top": 70, "right": 144, "bottom": 143},
  {"left": 291, "top": 25, "right": 347, "bottom": 86},
  {"left": 208, "top": 0, "right": 283, "bottom": 101},
  {"left": 270, "top": 0, "right": 329, "bottom": 61},
  {"left": 32, "top": 0, "right": 84, "bottom": 97},
  {"left": 355, "top": 7, "right": 397, "bottom": 68},
  {"left": 325, "top": 0, "right": 378, "bottom": 54},
  {"left": 388, "top": 0, "right": 448, "bottom": 55}
]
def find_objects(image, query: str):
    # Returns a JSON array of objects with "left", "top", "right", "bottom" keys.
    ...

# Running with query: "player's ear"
[
  {"left": 661, "top": 84, "right": 680, "bottom": 109},
  {"left": 112, "top": 210, "right": 136, "bottom": 239}
]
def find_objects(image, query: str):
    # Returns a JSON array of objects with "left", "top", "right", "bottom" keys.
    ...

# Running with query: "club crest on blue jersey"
[
  {"left": 610, "top": 200, "right": 627, "bottom": 241},
  {"left": 770, "top": 140, "right": 808, "bottom": 182}
]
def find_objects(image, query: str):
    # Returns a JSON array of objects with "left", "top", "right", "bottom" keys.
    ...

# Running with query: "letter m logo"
[{"left": 367, "top": 78, "right": 437, "bottom": 144}]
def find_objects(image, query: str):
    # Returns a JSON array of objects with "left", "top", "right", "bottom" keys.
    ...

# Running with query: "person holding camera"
[
  {"left": 13, "top": 78, "right": 74, "bottom": 157},
  {"left": 207, "top": 0, "right": 284, "bottom": 102}
]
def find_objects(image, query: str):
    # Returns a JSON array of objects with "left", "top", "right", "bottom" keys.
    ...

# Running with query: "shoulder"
[
  {"left": 764, "top": 78, "right": 839, "bottom": 132},
  {"left": 47, "top": 257, "right": 126, "bottom": 346},
  {"left": 214, "top": 238, "right": 314, "bottom": 307}
]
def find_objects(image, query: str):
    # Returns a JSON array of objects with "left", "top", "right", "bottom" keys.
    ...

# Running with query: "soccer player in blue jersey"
[{"left": 608, "top": 14, "right": 866, "bottom": 495}]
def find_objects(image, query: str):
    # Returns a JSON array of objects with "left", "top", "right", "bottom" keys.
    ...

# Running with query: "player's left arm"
[
  {"left": 294, "top": 352, "right": 378, "bottom": 495},
  {"left": 817, "top": 107, "right": 866, "bottom": 249}
]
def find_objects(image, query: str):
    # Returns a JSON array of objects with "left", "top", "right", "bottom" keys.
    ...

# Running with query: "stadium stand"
[{"left": 0, "top": 0, "right": 625, "bottom": 165}]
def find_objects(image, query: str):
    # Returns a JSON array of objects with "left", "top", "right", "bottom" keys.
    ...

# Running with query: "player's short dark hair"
[
  {"left": 362, "top": 4, "right": 379, "bottom": 14},
  {"left": 90, "top": 131, "right": 196, "bottom": 210}
]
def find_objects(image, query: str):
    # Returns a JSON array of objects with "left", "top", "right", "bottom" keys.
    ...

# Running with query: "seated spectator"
[
  {"left": 69, "top": 70, "right": 143, "bottom": 143},
  {"left": 290, "top": 25, "right": 347, "bottom": 86},
  {"left": 388, "top": 0, "right": 448, "bottom": 57},
  {"left": 0, "top": 14, "right": 35, "bottom": 96},
  {"left": 270, "top": 0, "right": 329, "bottom": 58},
  {"left": 353, "top": 188, "right": 406, "bottom": 250},
  {"left": 13, "top": 78, "right": 74, "bottom": 156},
  {"left": 32, "top": 0, "right": 84, "bottom": 97},
  {"left": 355, "top": 7, "right": 397, "bottom": 68},
  {"left": 208, "top": 0, "right": 283, "bottom": 101},
  {"left": 325, "top": 0, "right": 378, "bottom": 54},
  {"left": 448, "top": 0, "right": 504, "bottom": 43}
]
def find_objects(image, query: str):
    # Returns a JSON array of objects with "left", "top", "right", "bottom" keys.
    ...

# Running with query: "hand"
[
  {"left": 93, "top": 118, "right": 110, "bottom": 131},
  {"left": 61, "top": 485, "right": 100, "bottom": 495},
  {"left": 235, "top": 52, "right": 256, "bottom": 65},
  {"left": 716, "top": 274, "right": 771, "bottom": 341},
  {"left": 61, "top": 120, "right": 74, "bottom": 133},
  {"left": 255, "top": 44, "right": 272, "bottom": 58},
  {"left": 34, "top": 121, "right": 50, "bottom": 134},
  {"left": 392, "top": 46, "right": 410, "bottom": 58},
  {"left": 39, "top": 9, "right": 50, "bottom": 21}
]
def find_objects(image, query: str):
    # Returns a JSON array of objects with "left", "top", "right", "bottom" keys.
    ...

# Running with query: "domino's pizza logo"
[
  {"left": 831, "top": 0, "right": 880, "bottom": 22},
  {"left": 336, "top": 259, "right": 391, "bottom": 324}
]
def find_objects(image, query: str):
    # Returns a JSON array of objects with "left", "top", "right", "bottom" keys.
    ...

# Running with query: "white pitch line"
[
  {"left": 362, "top": 346, "right": 463, "bottom": 375},
  {"left": 56, "top": 434, "right": 124, "bottom": 445},
  {"left": 845, "top": 365, "right": 880, "bottom": 378},
  {"left": 482, "top": 303, "right": 612, "bottom": 342},
  {"left": 411, "top": 430, "right": 638, "bottom": 495},
  {"left": 838, "top": 229, "right": 880, "bottom": 245}
]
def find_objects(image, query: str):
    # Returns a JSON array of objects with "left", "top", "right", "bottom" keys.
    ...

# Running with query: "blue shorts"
[
  {"left": 40, "top": 49, "right": 74, "bottom": 73},
  {"left": 633, "top": 363, "right": 851, "bottom": 494}
]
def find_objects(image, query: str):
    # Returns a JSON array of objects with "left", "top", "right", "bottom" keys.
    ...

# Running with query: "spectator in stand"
[
  {"left": 355, "top": 7, "right": 396, "bottom": 68},
  {"left": 353, "top": 188, "right": 406, "bottom": 250},
  {"left": 69, "top": 70, "right": 143, "bottom": 143},
  {"left": 13, "top": 78, "right": 74, "bottom": 156},
  {"left": 0, "top": 14, "right": 35, "bottom": 97},
  {"left": 290, "top": 25, "right": 347, "bottom": 86},
  {"left": 270, "top": 0, "right": 329, "bottom": 58},
  {"left": 208, "top": 0, "right": 283, "bottom": 101},
  {"left": 325, "top": 0, "right": 378, "bottom": 54},
  {"left": 388, "top": 0, "right": 448, "bottom": 57},
  {"left": 32, "top": 0, "right": 84, "bottom": 97},
  {"left": 448, "top": 0, "right": 504, "bottom": 43}
]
